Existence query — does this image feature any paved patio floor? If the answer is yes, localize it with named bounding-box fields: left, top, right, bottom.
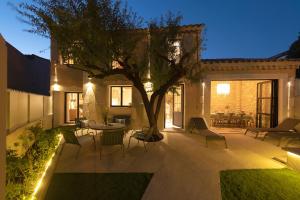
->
left=55, top=129, right=287, bottom=200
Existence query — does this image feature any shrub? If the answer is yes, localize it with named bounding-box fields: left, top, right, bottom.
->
left=5, top=125, right=62, bottom=200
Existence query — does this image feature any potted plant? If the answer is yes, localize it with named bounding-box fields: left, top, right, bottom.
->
left=102, top=107, right=109, bottom=125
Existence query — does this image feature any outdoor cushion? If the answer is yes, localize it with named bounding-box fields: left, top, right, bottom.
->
left=294, top=123, right=300, bottom=133
left=245, top=118, right=300, bottom=138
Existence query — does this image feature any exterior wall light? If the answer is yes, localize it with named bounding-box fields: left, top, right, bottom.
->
left=201, top=81, right=205, bottom=116
left=144, top=81, right=153, bottom=94
left=52, top=83, right=60, bottom=91
left=287, top=81, right=292, bottom=118
left=86, top=77, right=94, bottom=91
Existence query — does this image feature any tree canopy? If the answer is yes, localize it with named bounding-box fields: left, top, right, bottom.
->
left=287, top=34, right=300, bottom=58
left=17, top=0, right=202, bottom=138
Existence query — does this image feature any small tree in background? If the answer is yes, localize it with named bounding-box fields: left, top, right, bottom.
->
left=287, top=33, right=300, bottom=58
left=17, top=0, right=202, bottom=140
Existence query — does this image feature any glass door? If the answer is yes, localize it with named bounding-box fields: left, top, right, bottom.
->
left=256, top=80, right=278, bottom=128
left=173, top=85, right=184, bottom=128
left=65, top=92, right=83, bottom=123
left=164, top=84, right=184, bottom=128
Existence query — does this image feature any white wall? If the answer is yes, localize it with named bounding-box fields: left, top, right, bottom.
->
left=6, top=91, right=54, bottom=155
left=9, top=92, right=29, bottom=130
left=29, top=94, right=44, bottom=122
left=8, top=91, right=52, bottom=131
left=0, top=34, right=7, bottom=200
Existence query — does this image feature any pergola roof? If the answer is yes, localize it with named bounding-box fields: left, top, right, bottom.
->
left=201, top=58, right=300, bottom=71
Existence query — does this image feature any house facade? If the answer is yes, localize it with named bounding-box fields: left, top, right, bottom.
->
left=50, top=24, right=300, bottom=131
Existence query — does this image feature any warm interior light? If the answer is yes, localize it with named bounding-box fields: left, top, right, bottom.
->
left=217, top=83, right=230, bottom=95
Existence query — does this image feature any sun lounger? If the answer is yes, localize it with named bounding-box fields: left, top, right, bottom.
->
left=262, top=123, right=300, bottom=146
left=244, top=118, right=300, bottom=138
left=189, top=117, right=228, bottom=148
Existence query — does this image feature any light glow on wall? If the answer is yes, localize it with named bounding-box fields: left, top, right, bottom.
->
left=217, top=83, right=230, bottom=95
left=201, top=81, right=205, bottom=116
left=287, top=81, right=291, bottom=118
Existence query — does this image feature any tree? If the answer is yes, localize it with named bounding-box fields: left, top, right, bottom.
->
left=18, top=0, right=201, bottom=140
left=287, top=33, right=300, bottom=58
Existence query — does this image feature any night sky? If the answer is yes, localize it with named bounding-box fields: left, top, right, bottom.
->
left=0, top=0, right=299, bottom=59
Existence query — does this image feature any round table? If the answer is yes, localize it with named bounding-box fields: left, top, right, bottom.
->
left=89, top=123, right=125, bottom=132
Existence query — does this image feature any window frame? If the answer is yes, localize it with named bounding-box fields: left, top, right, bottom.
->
left=110, top=85, right=133, bottom=107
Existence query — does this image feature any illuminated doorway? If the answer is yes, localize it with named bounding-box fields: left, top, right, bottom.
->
left=164, top=84, right=184, bottom=128
left=65, top=92, right=83, bottom=123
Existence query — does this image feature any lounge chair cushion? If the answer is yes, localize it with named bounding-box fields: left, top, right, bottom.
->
left=199, top=129, right=225, bottom=139
left=247, top=118, right=300, bottom=133
left=247, top=127, right=290, bottom=133
left=294, top=123, right=300, bottom=133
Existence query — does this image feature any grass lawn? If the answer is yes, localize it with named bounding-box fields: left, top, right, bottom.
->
left=220, top=168, right=300, bottom=200
left=45, top=173, right=153, bottom=200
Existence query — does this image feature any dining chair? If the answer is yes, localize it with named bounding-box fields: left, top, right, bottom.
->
left=99, top=128, right=125, bottom=159
left=60, top=126, right=81, bottom=159
left=88, top=120, right=97, bottom=149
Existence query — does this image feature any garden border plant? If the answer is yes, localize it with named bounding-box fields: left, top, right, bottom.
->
left=5, top=123, right=72, bottom=200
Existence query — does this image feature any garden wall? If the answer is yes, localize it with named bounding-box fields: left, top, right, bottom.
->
left=0, top=34, right=8, bottom=200
left=6, top=90, right=53, bottom=155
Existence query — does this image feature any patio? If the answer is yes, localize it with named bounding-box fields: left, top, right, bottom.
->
left=54, top=129, right=287, bottom=200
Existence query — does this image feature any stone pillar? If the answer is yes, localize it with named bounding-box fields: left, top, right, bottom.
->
left=0, top=34, right=7, bottom=200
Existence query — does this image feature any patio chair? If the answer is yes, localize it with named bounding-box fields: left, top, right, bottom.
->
left=87, top=120, right=97, bottom=149
left=75, top=117, right=88, bottom=136
left=188, top=117, right=228, bottom=148
left=127, top=127, right=153, bottom=152
left=245, top=118, right=300, bottom=138
left=60, top=127, right=81, bottom=159
left=99, top=128, right=125, bottom=159
left=263, top=123, right=300, bottom=146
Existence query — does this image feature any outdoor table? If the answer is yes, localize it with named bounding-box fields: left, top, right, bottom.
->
left=89, top=123, right=125, bottom=133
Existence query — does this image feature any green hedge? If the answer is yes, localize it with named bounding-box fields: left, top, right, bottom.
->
left=5, top=124, right=69, bottom=200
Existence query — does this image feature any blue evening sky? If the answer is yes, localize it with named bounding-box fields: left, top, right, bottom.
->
left=0, top=0, right=299, bottom=59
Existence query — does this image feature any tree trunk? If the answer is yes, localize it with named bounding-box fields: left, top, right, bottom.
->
left=143, top=94, right=164, bottom=141
left=131, top=79, right=163, bottom=142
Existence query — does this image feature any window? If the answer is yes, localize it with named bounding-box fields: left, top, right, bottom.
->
left=168, top=40, right=181, bottom=64
left=110, top=86, right=132, bottom=107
